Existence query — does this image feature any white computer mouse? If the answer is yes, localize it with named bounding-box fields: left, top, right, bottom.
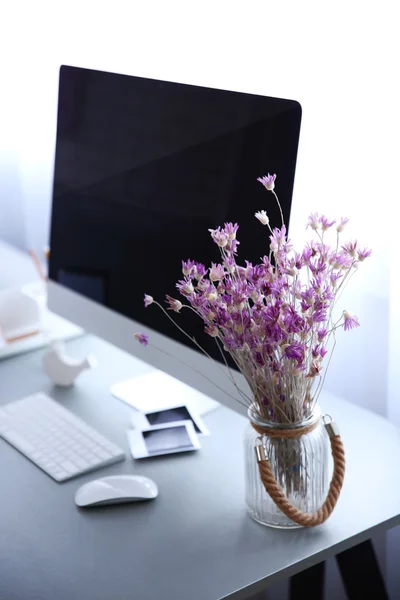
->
left=75, top=474, right=158, bottom=508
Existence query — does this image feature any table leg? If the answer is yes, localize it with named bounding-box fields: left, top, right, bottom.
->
left=289, top=561, right=325, bottom=600
left=335, top=539, right=389, bottom=600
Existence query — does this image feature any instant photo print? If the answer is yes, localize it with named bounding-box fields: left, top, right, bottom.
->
left=127, top=421, right=201, bottom=459
left=131, top=405, right=210, bottom=437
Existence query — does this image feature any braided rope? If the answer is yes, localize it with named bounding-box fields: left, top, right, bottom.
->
left=253, top=419, right=345, bottom=527
left=251, top=419, right=319, bottom=439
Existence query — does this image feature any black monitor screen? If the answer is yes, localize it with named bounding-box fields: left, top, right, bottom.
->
left=49, top=65, right=301, bottom=365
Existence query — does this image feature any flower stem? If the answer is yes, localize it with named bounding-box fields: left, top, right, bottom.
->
left=146, top=342, right=251, bottom=411
left=272, top=190, right=285, bottom=228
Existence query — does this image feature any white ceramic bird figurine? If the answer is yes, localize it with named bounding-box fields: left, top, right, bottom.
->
left=43, top=340, right=97, bottom=387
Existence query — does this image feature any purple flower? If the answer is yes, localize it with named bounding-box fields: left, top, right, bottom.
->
left=208, top=226, right=228, bottom=248
left=314, top=299, right=328, bottom=312
left=133, top=332, right=149, bottom=346
left=294, top=253, right=303, bottom=270
left=223, top=255, right=236, bottom=274
left=182, top=259, right=196, bottom=277
left=332, top=252, right=353, bottom=270
left=254, top=352, right=265, bottom=366
left=301, top=286, right=315, bottom=305
left=307, top=212, right=320, bottom=231
left=261, top=255, right=272, bottom=268
left=336, top=217, right=349, bottom=233
left=300, top=300, right=311, bottom=312
left=215, top=309, right=230, bottom=327
left=312, top=345, right=320, bottom=358
left=320, top=216, right=336, bottom=231
left=302, top=247, right=313, bottom=264
left=312, top=344, right=328, bottom=359
left=232, top=311, right=251, bottom=328
left=223, top=222, right=239, bottom=240
left=270, top=225, right=287, bottom=253
left=317, top=328, right=328, bottom=341
left=203, top=285, right=218, bottom=301
left=222, top=336, right=242, bottom=350
left=270, top=277, right=287, bottom=298
left=194, top=263, right=207, bottom=281
left=197, top=279, right=209, bottom=292
left=191, top=293, right=208, bottom=309
left=311, top=274, right=324, bottom=294
left=322, top=286, right=335, bottom=302
left=253, top=265, right=266, bottom=280
left=176, top=279, right=195, bottom=297
left=257, top=173, right=276, bottom=191
left=357, top=247, right=372, bottom=262
left=330, top=271, right=342, bottom=286
left=165, top=295, right=183, bottom=312
left=312, top=309, right=327, bottom=323
left=284, top=342, right=305, bottom=366
left=342, top=241, right=358, bottom=258
left=244, top=261, right=254, bottom=280
left=229, top=238, right=240, bottom=254
left=209, top=263, right=225, bottom=282
left=309, top=257, right=327, bottom=275
left=144, top=294, right=153, bottom=307
left=343, top=310, right=360, bottom=331
left=263, top=303, right=281, bottom=325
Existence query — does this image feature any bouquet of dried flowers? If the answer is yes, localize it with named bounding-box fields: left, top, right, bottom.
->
left=135, top=173, right=370, bottom=424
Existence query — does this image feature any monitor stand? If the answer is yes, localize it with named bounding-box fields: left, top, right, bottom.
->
left=110, top=369, right=220, bottom=416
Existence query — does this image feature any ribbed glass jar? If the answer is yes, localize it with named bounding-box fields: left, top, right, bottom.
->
left=244, top=405, right=329, bottom=528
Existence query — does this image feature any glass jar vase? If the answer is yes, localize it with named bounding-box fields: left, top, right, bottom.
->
left=244, top=405, right=330, bottom=528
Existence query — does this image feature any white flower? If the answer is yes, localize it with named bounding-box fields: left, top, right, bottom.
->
left=166, top=295, right=183, bottom=312
left=255, top=210, right=269, bottom=225
left=205, top=289, right=218, bottom=301
left=144, top=294, right=154, bottom=307
left=208, top=228, right=228, bottom=247
left=204, top=325, right=219, bottom=337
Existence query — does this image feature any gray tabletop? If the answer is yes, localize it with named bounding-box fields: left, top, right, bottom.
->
left=1, top=335, right=400, bottom=600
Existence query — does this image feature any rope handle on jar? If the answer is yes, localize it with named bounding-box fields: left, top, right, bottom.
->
left=254, top=415, right=345, bottom=527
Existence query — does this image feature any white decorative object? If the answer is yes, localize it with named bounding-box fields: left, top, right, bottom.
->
left=43, top=340, right=96, bottom=387
left=0, top=289, right=40, bottom=342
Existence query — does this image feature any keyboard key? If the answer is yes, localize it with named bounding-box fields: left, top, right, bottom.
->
left=59, top=461, right=80, bottom=475
left=3, top=431, right=35, bottom=454
left=74, top=457, right=90, bottom=470
left=95, top=449, right=112, bottom=460
left=50, top=469, right=68, bottom=480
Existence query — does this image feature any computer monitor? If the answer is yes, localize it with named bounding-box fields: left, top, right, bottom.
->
left=48, top=65, right=301, bottom=415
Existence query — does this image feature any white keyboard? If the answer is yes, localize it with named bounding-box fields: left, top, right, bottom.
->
left=0, top=393, right=125, bottom=482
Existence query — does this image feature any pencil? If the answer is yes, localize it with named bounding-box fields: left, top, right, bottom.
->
left=29, top=249, right=47, bottom=281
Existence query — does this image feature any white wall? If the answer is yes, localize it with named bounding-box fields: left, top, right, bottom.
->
left=1, top=0, right=399, bottom=418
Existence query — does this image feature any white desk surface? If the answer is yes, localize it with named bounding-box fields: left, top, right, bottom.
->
left=0, top=334, right=399, bottom=600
